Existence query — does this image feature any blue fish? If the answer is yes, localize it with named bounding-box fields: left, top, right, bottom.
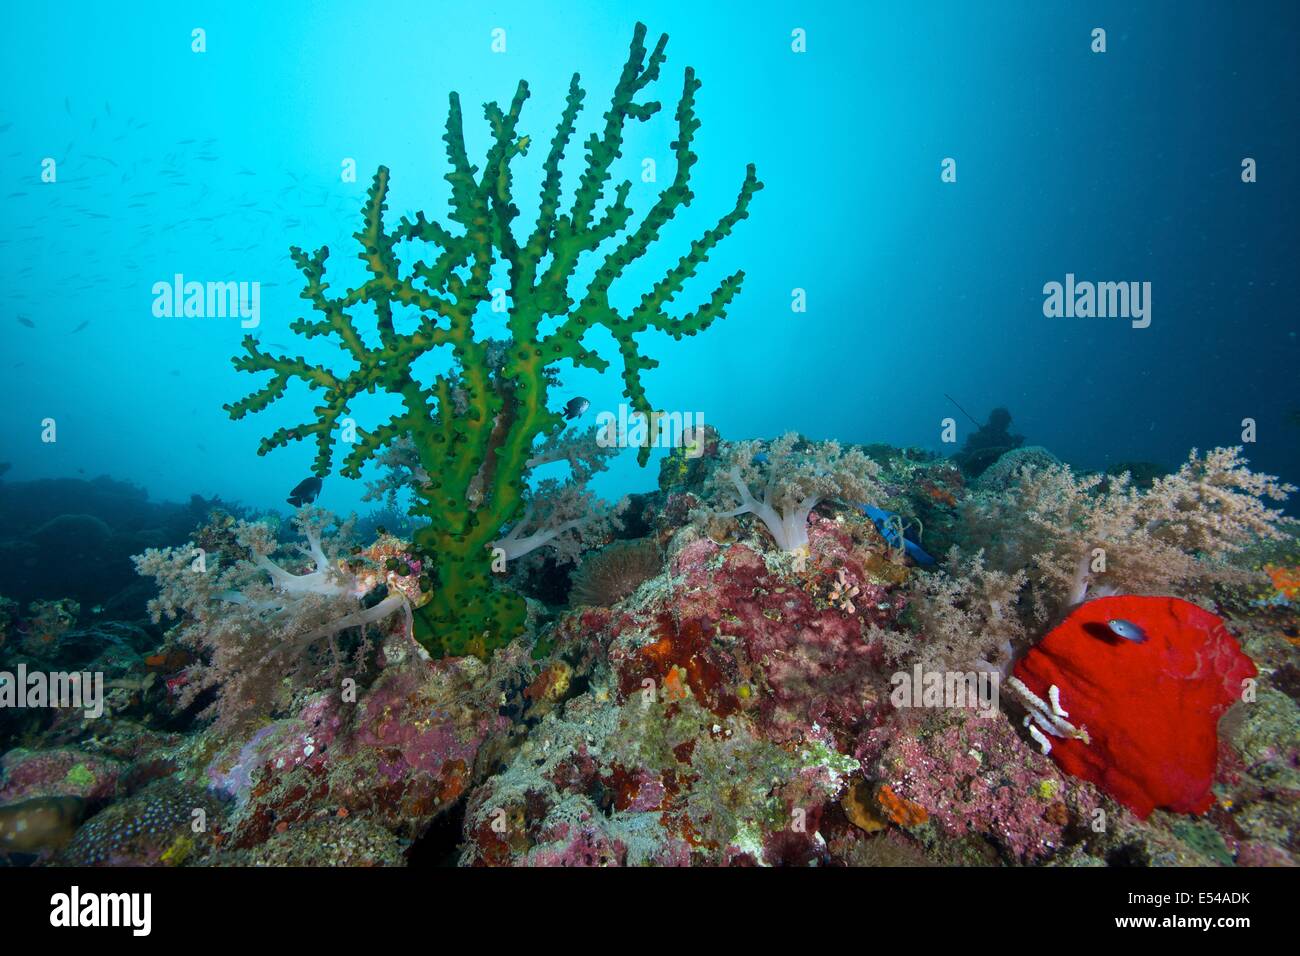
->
left=1106, top=618, right=1147, bottom=643
left=858, top=504, right=935, bottom=565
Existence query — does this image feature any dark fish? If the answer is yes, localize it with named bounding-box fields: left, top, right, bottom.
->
left=562, top=396, right=590, bottom=420
left=71, top=321, right=89, bottom=333
left=17, top=316, right=34, bottom=328
left=1106, top=619, right=1147, bottom=643
left=287, top=476, right=323, bottom=507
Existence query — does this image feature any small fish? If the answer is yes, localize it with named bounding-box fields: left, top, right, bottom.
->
left=17, top=316, right=34, bottom=328
left=71, top=321, right=89, bottom=333
left=287, top=476, right=323, bottom=507
left=1106, top=619, right=1147, bottom=643
left=562, top=396, right=590, bottom=420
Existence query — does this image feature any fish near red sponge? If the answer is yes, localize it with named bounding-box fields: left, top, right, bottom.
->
left=1010, top=595, right=1255, bottom=819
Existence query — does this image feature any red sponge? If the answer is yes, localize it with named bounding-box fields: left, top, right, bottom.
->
left=1011, top=595, right=1255, bottom=819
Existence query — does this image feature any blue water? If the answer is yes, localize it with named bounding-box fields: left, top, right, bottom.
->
left=3, top=0, right=1297, bottom=517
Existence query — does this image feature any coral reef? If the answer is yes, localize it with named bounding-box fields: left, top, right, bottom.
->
left=206, top=649, right=506, bottom=850
left=4, top=429, right=1298, bottom=869
left=0, top=747, right=122, bottom=803
left=857, top=707, right=1100, bottom=863
left=211, top=817, right=405, bottom=867
left=224, top=24, right=761, bottom=658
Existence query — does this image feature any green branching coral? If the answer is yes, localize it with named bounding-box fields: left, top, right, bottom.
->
left=226, top=24, right=761, bottom=659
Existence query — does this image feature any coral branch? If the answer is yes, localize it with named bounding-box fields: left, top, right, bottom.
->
left=226, top=24, right=758, bottom=658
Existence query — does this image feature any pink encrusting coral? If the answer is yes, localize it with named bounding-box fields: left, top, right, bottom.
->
left=214, top=651, right=509, bottom=849
left=662, top=531, right=893, bottom=740
left=858, top=707, right=1099, bottom=863
left=0, top=748, right=122, bottom=803
left=457, top=498, right=908, bottom=866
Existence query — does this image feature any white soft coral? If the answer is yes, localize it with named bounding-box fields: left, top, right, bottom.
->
left=228, top=509, right=412, bottom=642
left=717, top=465, right=821, bottom=554
left=707, top=433, right=882, bottom=555
left=133, top=508, right=414, bottom=728
left=222, top=514, right=350, bottom=604
left=490, top=478, right=625, bottom=565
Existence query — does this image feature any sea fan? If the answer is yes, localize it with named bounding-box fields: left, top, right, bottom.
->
left=570, top=539, right=663, bottom=607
